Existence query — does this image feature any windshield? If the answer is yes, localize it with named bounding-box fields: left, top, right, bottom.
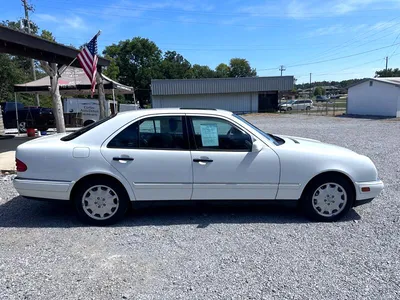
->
left=61, top=114, right=116, bottom=141
left=232, top=114, right=284, bottom=146
left=286, top=100, right=295, bottom=104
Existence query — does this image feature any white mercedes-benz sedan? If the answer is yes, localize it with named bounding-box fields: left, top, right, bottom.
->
left=14, top=108, right=384, bottom=225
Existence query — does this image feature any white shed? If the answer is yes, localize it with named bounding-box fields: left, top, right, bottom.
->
left=348, top=78, right=400, bottom=117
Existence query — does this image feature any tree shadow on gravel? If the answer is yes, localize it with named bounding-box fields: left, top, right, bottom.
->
left=0, top=196, right=361, bottom=228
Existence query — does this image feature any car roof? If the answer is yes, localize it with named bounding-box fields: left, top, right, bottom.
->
left=117, top=107, right=233, bottom=117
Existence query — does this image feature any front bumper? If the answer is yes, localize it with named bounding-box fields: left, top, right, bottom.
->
left=13, top=177, right=73, bottom=200
left=354, top=180, right=384, bottom=202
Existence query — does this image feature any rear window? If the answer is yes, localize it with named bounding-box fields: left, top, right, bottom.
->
left=61, top=114, right=116, bottom=141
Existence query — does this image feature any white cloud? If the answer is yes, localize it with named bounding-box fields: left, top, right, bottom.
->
left=238, top=0, right=400, bottom=19
left=119, top=0, right=214, bottom=13
left=305, top=20, right=400, bottom=38
left=36, top=14, right=58, bottom=23
left=64, top=16, right=86, bottom=30
left=34, top=14, right=89, bottom=32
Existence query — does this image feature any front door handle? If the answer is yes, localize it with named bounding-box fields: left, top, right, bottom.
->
left=113, top=157, right=134, bottom=161
left=193, top=158, right=213, bottom=163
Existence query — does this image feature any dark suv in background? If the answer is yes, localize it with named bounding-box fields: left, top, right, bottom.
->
left=1, top=102, right=55, bottom=132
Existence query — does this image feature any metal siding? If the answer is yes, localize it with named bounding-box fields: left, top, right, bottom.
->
left=348, top=80, right=398, bottom=116
left=151, top=76, right=293, bottom=96
left=251, top=92, right=258, bottom=112
left=152, top=93, right=255, bottom=113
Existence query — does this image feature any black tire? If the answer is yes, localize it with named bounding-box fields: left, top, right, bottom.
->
left=301, top=175, right=355, bottom=222
left=306, top=106, right=311, bottom=111
left=18, top=121, right=27, bottom=133
left=73, top=178, right=130, bottom=226
left=287, top=107, right=292, bottom=111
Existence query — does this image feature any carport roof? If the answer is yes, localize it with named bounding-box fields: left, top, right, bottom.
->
left=14, top=66, right=134, bottom=95
left=0, top=25, right=109, bottom=67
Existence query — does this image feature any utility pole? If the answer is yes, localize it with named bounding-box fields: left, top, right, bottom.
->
left=22, top=0, right=40, bottom=107
left=309, top=73, right=312, bottom=99
left=279, top=65, right=286, bottom=76
left=385, top=56, right=388, bottom=71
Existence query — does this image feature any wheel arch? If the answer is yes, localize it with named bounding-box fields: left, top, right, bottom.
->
left=70, top=173, right=135, bottom=202
left=300, top=170, right=356, bottom=203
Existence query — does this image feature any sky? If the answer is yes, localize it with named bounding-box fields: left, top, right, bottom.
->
left=3, top=0, right=400, bottom=83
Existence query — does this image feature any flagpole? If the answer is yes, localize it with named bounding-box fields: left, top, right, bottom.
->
left=59, top=30, right=102, bottom=77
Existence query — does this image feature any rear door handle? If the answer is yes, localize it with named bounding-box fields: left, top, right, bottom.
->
left=113, top=157, right=134, bottom=161
left=193, top=158, right=213, bottom=163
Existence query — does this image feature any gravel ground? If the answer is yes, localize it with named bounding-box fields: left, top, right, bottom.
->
left=0, top=114, right=399, bottom=300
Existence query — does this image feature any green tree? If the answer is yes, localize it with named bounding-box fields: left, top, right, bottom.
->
left=229, top=58, right=257, bottom=77
left=187, top=64, right=215, bottom=78
left=161, top=51, right=191, bottom=79
left=375, top=68, right=400, bottom=77
left=215, top=63, right=230, bottom=78
left=103, top=37, right=163, bottom=105
left=41, top=30, right=56, bottom=42
left=103, top=55, right=120, bottom=80
left=0, top=54, right=29, bottom=101
left=313, top=86, right=326, bottom=96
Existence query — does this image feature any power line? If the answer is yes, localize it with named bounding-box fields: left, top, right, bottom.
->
left=259, top=42, right=400, bottom=70
left=285, top=17, right=400, bottom=66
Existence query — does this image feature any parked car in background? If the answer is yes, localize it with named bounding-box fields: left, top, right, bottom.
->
left=1, top=102, right=54, bottom=132
left=14, top=108, right=383, bottom=225
left=315, top=95, right=330, bottom=103
left=279, top=99, right=313, bottom=111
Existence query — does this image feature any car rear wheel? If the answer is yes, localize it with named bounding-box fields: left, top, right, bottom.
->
left=73, top=179, right=129, bottom=225
left=301, top=175, right=354, bottom=222
left=306, top=106, right=311, bottom=111
left=18, top=121, right=27, bottom=133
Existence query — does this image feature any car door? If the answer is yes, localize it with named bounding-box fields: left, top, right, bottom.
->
left=100, top=114, right=193, bottom=201
left=187, top=115, right=280, bottom=200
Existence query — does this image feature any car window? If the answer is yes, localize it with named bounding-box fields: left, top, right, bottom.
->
left=108, top=116, right=187, bottom=150
left=297, top=100, right=304, bottom=104
left=189, top=116, right=252, bottom=151
left=61, top=114, right=116, bottom=141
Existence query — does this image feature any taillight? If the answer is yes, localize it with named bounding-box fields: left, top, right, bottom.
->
left=16, top=159, right=27, bottom=172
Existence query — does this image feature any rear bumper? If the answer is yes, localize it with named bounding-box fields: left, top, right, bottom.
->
left=13, top=177, right=73, bottom=200
left=354, top=180, right=384, bottom=202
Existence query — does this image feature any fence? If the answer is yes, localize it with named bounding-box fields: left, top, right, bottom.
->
left=279, top=98, right=347, bottom=116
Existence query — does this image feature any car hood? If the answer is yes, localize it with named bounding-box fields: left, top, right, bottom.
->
left=276, top=134, right=358, bottom=156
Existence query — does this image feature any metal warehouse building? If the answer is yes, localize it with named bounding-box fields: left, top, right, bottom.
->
left=151, top=76, right=294, bottom=113
left=348, top=77, right=400, bottom=117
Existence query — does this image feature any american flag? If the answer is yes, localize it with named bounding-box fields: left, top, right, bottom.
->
left=77, top=34, right=99, bottom=97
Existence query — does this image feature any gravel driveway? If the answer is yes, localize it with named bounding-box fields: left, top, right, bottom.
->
left=0, top=114, right=399, bottom=300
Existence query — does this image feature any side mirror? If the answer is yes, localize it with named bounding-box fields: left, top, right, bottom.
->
left=251, top=138, right=263, bottom=152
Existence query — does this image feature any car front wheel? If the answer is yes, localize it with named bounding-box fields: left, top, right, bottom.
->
left=301, top=175, right=354, bottom=222
left=287, top=107, right=292, bottom=111
left=73, top=178, right=129, bottom=225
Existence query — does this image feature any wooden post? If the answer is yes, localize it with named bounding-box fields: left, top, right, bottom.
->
left=96, top=72, right=107, bottom=119
left=0, top=107, right=4, bottom=135
left=49, top=63, right=66, bottom=133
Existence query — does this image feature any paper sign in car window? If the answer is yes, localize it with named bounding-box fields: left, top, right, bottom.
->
left=200, top=124, right=219, bottom=147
